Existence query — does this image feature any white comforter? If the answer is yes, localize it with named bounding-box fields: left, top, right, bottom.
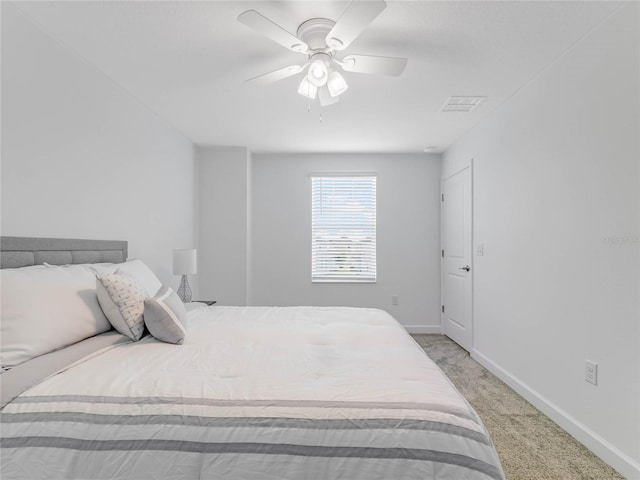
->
left=1, top=306, right=504, bottom=479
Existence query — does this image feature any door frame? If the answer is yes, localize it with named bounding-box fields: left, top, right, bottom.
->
left=440, top=158, right=474, bottom=349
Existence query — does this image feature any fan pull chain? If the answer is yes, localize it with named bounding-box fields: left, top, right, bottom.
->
left=319, top=112, right=323, bottom=123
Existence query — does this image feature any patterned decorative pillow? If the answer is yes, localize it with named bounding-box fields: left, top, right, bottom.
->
left=96, top=272, right=146, bottom=341
left=144, top=285, right=188, bottom=345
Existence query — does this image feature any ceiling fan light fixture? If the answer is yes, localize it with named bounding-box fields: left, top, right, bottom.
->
left=327, top=70, right=348, bottom=97
left=308, top=57, right=329, bottom=87
left=297, top=76, right=318, bottom=99
left=239, top=4, right=408, bottom=107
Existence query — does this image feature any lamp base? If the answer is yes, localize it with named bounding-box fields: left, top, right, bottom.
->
left=177, top=275, right=192, bottom=303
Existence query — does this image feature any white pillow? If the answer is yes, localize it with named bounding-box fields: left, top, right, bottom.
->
left=96, top=272, right=146, bottom=341
left=111, top=260, right=162, bottom=298
left=0, top=264, right=112, bottom=368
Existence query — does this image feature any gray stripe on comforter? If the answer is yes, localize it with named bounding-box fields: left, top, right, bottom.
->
left=1, top=437, right=503, bottom=480
left=12, top=395, right=478, bottom=422
left=0, top=332, right=130, bottom=409
left=1, top=412, right=490, bottom=445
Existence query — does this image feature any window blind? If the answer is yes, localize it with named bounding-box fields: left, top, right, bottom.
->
left=311, top=176, right=377, bottom=282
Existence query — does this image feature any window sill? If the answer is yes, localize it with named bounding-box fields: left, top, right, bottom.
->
left=312, top=279, right=376, bottom=284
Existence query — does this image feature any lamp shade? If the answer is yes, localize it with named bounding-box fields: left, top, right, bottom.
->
left=327, top=70, right=348, bottom=97
left=173, top=249, right=197, bottom=275
left=308, top=58, right=328, bottom=87
left=297, top=76, right=317, bottom=99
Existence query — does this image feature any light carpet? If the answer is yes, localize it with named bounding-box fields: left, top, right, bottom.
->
left=412, top=334, right=624, bottom=480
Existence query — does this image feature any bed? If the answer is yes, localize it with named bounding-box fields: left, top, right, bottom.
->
left=0, top=237, right=505, bottom=480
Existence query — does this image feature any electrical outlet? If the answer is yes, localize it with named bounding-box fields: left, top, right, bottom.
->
left=585, top=360, right=598, bottom=385
left=391, top=295, right=399, bottom=306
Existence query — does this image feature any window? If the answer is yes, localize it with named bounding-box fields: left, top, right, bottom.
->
left=311, top=175, right=377, bottom=282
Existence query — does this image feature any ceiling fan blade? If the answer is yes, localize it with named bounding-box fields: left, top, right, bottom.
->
left=340, top=54, right=407, bottom=76
left=318, top=85, right=340, bottom=107
left=325, top=0, right=386, bottom=51
left=238, top=10, right=308, bottom=53
left=246, top=64, right=307, bottom=84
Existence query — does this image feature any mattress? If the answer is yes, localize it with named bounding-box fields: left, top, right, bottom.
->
left=1, top=306, right=505, bottom=479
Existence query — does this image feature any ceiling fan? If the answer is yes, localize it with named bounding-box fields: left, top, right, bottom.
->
left=238, top=0, right=407, bottom=106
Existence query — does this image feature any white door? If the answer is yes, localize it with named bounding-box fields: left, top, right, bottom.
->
left=441, top=166, right=472, bottom=351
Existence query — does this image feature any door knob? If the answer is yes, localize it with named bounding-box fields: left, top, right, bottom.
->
left=458, top=265, right=470, bottom=272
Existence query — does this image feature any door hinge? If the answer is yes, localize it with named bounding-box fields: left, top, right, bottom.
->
left=442, top=305, right=445, bottom=313
left=441, top=249, right=444, bottom=257
left=441, top=194, right=444, bottom=202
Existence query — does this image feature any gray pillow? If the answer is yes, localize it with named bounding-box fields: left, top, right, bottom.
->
left=144, top=285, right=188, bottom=345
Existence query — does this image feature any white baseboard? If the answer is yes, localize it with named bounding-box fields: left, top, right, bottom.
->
left=404, top=325, right=441, bottom=334
left=471, top=349, right=640, bottom=480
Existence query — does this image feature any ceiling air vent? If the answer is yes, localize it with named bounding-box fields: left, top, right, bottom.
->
left=442, top=96, right=486, bottom=112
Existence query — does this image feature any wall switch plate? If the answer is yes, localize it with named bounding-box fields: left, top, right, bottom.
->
left=391, top=295, right=399, bottom=306
left=585, top=360, right=598, bottom=385
left=475, top=243, right=484, bottom=256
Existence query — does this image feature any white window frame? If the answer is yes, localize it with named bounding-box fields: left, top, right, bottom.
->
left=311, top=174, right=377, bottom=283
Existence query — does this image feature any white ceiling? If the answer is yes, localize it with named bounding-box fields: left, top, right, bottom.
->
left=13, top=1, right=620, bottom=153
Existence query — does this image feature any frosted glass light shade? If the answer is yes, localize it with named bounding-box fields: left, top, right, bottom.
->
left=327, top=71, right=348, bottom=97
left=173, top=249, right=197, bottom=275
left=308, top=58, right=328, bottom=87
left=298, top=76, right=317, bottom=99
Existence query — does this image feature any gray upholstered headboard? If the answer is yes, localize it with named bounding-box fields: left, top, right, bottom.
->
left=0, top=237, right=128, bottom=269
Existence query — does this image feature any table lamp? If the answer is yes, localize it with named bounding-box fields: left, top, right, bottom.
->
left=173, top=248, right=197, bottom=303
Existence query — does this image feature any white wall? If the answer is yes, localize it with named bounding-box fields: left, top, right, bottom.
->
left=197, top=146, right=250, bottom=305
left=1, top=3, right=196, bottom=286
left=443, top=4, right=639, bottom=477
left=250, top=153, right=441, bottom=331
